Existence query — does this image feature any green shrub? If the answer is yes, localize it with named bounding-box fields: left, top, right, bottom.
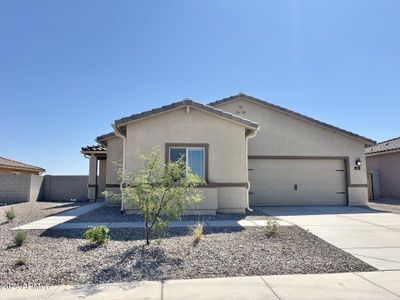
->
left=5, top=207, right=16, bottom=222
left=264, top=220, right=279, bottom=237
left=14, top=230, right=27, bottom=246
left=102, top=147, right=203, bottom=245
left=84, top=225, right=110, bottom=245
left=15, top=257, right=26, bottom=266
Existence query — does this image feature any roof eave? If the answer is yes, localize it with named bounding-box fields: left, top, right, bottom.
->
left=0, top=164, right=45, bottom=173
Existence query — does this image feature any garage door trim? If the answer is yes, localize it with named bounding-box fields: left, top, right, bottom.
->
left=248, top=155, right=350, bottom=206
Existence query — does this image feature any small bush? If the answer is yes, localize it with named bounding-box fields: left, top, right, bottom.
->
left=192, top=223, right=203, bottom=246
left=84, top=225, right=109, bottom=245
left=281, top=245, right=290, bottom=255
left=264, top=220, right=279, bottom=237
left=5, top=207, right=16, bottom=222
left=14, top=231, right=27, bottom=247
left=15, top=257, right=26, bottom=266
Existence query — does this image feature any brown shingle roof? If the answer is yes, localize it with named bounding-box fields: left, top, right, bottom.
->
left=81, top=145, right=107, bottom=152
left=209, top=93, right=376, bottom=146
left=365, top=137, right=400, bottom=155
left=0, top=157, right=45, bottom=173
left=114, top=99, right=259, bottom=130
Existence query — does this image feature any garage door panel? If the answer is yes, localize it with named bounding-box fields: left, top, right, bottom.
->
left=249, top=159, right=347, bottom=206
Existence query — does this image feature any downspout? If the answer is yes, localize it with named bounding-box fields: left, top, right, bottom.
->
left=245, top=128, right=258, bottom=212
left=112, top=123, right=127, bottom=213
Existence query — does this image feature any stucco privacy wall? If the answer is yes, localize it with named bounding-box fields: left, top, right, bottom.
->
left=41, top=175, right=88, bottom=201
left=0, top=175, right=88, bottom=204
left=367, top=152, right=400, bottom=198
left=124, top=106, right=248, bottom=213
left=0, top=174, right=34, bottom=204
left=30, top=175, right=44, bottom=202
left=214, top=97, right=369, bottom=205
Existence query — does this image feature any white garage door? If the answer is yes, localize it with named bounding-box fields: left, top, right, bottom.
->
left=249, top=159, right=347, bottom=206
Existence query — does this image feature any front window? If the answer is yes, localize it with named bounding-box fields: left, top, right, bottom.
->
left=169, top=147, right=205, bottom=179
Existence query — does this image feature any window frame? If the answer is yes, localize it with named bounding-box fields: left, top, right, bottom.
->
left=165, top=143, right=209, bottom=182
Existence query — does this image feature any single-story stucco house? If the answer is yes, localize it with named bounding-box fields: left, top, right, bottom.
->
left=81, top=93, right=375, bottom=214
left=0, top=156, right=45, bottom=175
left=366, top=137, right=400, bottom=199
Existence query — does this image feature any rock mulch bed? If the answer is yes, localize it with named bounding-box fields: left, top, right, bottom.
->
left=0, top=201, right=85, bottom=282
left=69, top=205, right=274, bottom=223
left=0, top=225, right=375, bottom=286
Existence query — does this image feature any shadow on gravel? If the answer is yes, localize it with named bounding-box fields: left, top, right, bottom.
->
left=89, top=245, right=183, bottom=282
left=5, top=244, right=19, bottom=250
left=40, top=226, right=246, bottom=241
left=40, top=201, right=86, bottom=210
left=78, top=243, right=103, bottom=252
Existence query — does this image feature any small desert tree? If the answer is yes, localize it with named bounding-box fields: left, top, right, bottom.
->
left=104, top=147, right=203, bottom=245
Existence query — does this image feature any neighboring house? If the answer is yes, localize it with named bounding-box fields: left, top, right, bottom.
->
left=366, top=137, right=400, bottom=199
left=0, top=156, right=45, bottom=175
left=81, top=93, right=375, bottom=213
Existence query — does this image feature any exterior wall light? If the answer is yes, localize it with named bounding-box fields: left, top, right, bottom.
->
left=355, top=158, right=362, bottom=166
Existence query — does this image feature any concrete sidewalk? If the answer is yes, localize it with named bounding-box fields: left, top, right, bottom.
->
left=12, top=202, right=290, bottom=230
left=13, top=218, right=290, bottom=230
left=257, top=206, right=400, bottom=271
left=2, top=271, right=400, bottom=300
left=12, top=201, right=105, bottom=231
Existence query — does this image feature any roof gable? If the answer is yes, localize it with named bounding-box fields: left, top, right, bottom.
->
left=114, top=99, right=258, bottom=131
left=209, top=93, right=375, bottom=146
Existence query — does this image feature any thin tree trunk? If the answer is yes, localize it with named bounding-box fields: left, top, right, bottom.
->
left=145, top=219, right=150, bottom=245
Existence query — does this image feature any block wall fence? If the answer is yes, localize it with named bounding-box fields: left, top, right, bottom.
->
left=0, top=174, right=88, bottom=204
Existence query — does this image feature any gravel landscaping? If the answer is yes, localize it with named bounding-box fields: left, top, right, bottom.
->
left=368, top=198, right=400, bottom=214
left=0, top=223, right=375, bottom=286
left=68, top=205, right=274, bottom=223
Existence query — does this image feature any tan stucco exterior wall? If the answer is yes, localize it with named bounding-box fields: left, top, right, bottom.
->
left=124, top=106, right=249, bottom=213
left=0, top=167, right=41, bottom=175
left=105, top=137, right=123, bottom=186
left=367, top=152, right=400, bottom=198
left=104, top=137, right=123, bottom=204
left=214, top=98, right=369, bottom=206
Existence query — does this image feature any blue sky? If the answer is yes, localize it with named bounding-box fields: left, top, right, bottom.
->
left=0, top=0, right=399, bottom=175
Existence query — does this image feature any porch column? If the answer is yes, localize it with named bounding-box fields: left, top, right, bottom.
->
left=88, top=154, right=98, bottom=201
left=98, top=158, right=107, bottom=197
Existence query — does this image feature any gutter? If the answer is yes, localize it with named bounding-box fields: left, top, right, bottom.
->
left=245, top=128, right=258, bottom=212
left=112, top=123, right=127, bottom=213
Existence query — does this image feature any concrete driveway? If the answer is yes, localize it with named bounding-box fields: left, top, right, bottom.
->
left=256, top=206, right=400, bottom=271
